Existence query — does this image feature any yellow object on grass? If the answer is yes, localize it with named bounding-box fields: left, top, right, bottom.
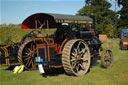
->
left=18, top=65, right=24, bottom=73
left=13, top=65, right=24, bottom=74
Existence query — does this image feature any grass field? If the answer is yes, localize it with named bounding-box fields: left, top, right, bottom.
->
left=0, top=26, right=128, bottom=85
left=0, top=25, right=56, bottom=44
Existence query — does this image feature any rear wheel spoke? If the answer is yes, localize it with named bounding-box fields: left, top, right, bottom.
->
left=31, top=43, right=33, bottom=50
left=77, top=41, right=81, bottom=50
left=71, top=56, right=76, bottom=62
left=72, top=62, right=77, bottom=69
left=25, top=48, right=30, bottom=53
left=28, top=48, right=32, bottom=52
left=75, top=64, right=79, bottom=72
left=79, top=63, right=85, bottom=70
left=72, top=52, right=77, bottom=57
left=25, top=52, right=29, bottom=55
left=24, top=57, right=31, bottom=61
left=23, top=56, right=28, bottom=58
left=26, top=59, right=30, bottom=66
left=28, top=59, right=33, bottom=67
left=33, top=45, right=36, bottom=51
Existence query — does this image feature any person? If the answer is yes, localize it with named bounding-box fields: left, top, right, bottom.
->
left=55, top=25, right=70, bottom=45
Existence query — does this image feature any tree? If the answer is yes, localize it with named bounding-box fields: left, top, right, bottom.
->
left=105, top=24, right=114, bottom=37
left=117, top=0, right=128, bottom=29
left=78, top=0, right=117, bottom=37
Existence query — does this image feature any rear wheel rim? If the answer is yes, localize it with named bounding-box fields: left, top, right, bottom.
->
left=70, top=41, right=90, bottom=74
left=62, top=39, right=90, bottom=76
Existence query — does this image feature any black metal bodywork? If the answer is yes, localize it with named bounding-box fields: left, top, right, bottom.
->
left=33, top=28, right=101, bottom=68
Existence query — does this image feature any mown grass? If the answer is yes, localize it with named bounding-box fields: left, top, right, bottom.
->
left=0, top=26, right=128, bottom=85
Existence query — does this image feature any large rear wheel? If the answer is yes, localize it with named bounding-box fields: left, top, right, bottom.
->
left=18, top=40, right=37, bottom=70
left=62, top=39, right=91, bottom=76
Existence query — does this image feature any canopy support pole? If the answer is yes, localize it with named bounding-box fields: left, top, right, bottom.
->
left=47, top=20, right=50, bottom=37
left=35, top=20, right=38, bottom=33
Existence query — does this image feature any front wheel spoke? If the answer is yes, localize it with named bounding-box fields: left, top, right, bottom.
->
left=104, top=56, right=109, bottom=61
left=104, top=59, right=109, bottom=62
left=104, top=58, right=111, bottom=65
left=105, top=53, right=109, bottom=57
left=109, top=57, right=112, bottom=62
left=105, top=61, right=110, bottom=66
left=107, top=55, right=110, bottom=60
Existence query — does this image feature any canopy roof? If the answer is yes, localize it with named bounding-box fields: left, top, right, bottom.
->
left=22, top=13, right=93, bottom=29
left=49, top=13, right=93, bottom=23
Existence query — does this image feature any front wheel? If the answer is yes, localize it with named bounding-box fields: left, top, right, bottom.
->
left=62, top=39, right=91, bottom=76
left=101, top=50, right=113, bottom=68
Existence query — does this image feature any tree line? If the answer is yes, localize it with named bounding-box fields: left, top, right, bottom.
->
left=77, top=0, right=128, bottom=38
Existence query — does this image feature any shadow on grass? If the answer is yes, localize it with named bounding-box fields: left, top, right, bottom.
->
left=90, top=56, right=101, bottom=68
left=5, top=65, right=16, bottom=70
left=3, top=55, right=108, bottom=78
left=41, top=68, right=65, bottom=77
left=2, top=65, right=64, bottom=78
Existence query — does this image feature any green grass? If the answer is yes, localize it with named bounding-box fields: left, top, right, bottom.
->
left=0, top=25, right=32, bottom=44
left=0, top=25, right=56, bottom=44
left=0, top=26, right=128, bottom=85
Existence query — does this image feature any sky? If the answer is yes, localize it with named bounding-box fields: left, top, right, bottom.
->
left=0, top=0, right=121, bottom=25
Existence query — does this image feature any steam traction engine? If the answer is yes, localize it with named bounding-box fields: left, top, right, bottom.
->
left=0, top=13, right=113, bottom=76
